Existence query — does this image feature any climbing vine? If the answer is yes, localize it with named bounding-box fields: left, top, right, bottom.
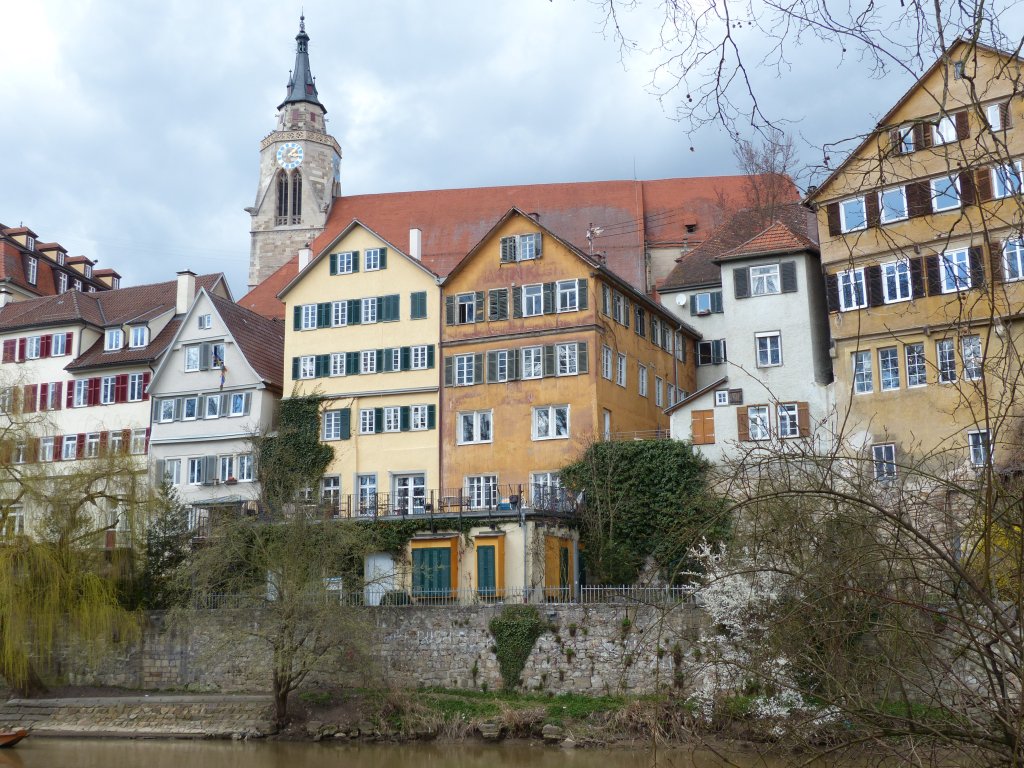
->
left=256, top=393, right=334, bottom=513
left=489, top=605, right=547, bottom=691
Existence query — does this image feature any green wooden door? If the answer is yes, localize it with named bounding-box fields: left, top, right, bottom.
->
left=477, top=545, right=496, bottom=597
left=413, top=547, right=451, bottom=599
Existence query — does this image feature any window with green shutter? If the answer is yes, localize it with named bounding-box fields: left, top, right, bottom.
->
left=410, top=291, right=428, bottom=320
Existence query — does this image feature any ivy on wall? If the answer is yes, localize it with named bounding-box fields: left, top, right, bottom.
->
left=489, top=605, right=547, bottom=691
left=256, top=393, right=334, bottom=514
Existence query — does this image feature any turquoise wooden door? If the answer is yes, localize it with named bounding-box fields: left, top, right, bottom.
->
left=413, top=547, right=451, bottom=599
left=477, top=545, right=496, bottom=597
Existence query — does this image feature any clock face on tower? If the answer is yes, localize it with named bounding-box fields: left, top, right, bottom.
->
left=276, top=142, right=304, bottom=170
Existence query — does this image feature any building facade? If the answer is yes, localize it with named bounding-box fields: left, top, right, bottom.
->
left=0, top=223, right=120, bottom=302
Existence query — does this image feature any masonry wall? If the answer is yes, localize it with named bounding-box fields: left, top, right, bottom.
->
left=55, top=604, right=704, bottom=696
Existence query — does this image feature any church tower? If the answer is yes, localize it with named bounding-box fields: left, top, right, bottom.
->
left=247, top=16, right=341, bottom=288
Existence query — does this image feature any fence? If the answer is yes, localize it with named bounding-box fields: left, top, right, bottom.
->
left=193, top=584, right=698, bottom=610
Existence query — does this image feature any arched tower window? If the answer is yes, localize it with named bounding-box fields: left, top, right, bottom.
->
left=290, top=171, right=302, bottom=221
left=275, top=170, right=289, bottom=225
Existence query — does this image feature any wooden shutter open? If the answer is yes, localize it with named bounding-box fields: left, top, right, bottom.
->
left=736, top=407, right=750, bottom=442
left=733, top=267, right=750, bottom=299
left=865, top=192, right=881, bottom=228
left=826, top=203, right=842, bottom=237
left=975, top=167, right=993, bottom=202
left=909, top=257, right=925, bottom=297
left=925, top=255, right=942, bottom=295
left=955, top=110, right=970, bottom=140
left=797, top=402, right=811, bottom=437
left=969, top=246, right=986, bottom=287
left=990, top=241, right=1005, bottom=283
left=866, top=264, right=884, bottom=307
left=824, top=272, right=840, bottom=312
left=780, top=261, right=798, bottom=293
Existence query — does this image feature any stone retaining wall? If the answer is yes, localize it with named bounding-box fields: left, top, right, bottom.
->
left=0, top=695, right=272, bottom=737
left=51, top=602, right=704, bottom=696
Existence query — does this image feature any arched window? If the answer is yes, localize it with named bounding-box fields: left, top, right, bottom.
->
left=290, top=171, right=302, bottom=222
left=275, top=170, right=289, bottom=225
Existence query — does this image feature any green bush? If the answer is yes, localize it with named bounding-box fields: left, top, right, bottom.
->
left=489, top=605, right=547, bottom=691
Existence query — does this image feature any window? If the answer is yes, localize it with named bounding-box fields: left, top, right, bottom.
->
left=237, top=454, right=254, bottom=482
left=185, top=346, right=200, bottom=371
left=163, top=458, right=181, bottom=485
left=410, top=291, right=428, bottom=320
left=755, top=332, right=782, bottom=367
left=839, top=197, right=867, bottom=233
left=838, top=269, right=867, bottom=310
left=188, top=458, right=204, bottom=485
left=1005, top=239, right=1024, bottom=281
left=333, top=251, right=355, bottom=274
left=937, top=339, right=957, bottom=383
left=715, top=390, right=729, bottom=407
left=410, top=405, right=430, bottom=431
left=51, top=333, right=67, bottom=356
left=104, top=328, right=123, bottom=351
left=987, top=101, right=1009, bottom=131
left=39, top=437, right=54, bottom=462
left=205, top=395, right=220, bottom=419
left=183, top=396, right=198, bottom=420
left=298, top=355, right=315, bottom=379
left=57, top=273, right=68, bottom=293
left=940, top=248, right=971, bottom=293
left=456, top=293, right=476, bottom=324
left=601, top=346, right=612, bottom=379
left=852, top=350, right=873, bottom=394
left=522, top=284, right=543, bottom=317
left=62, top=435, right=77, bottom=460
left=83, top=433, right=99, bottom=458
left=638, top=364, right=648, bottom=397
left=878, top=187, right=908, bottom=223
left=489, top=349, right=511, bottom=382
left=616, top=353, right=627, bottom=387
left=906, top=343, right=927, bottom=387
left=360, top=350, right=377, bottom=374
left=655, top=377, right=663, bottom=407
left=612, top=293, right=624, bottom=324
left=969, top=430, right=991, bottom=467
left=73, top=279, right=81, bottom=291
left=930, top=175, right=961, bottom=212
left=159, top=399, right=176, bottom=423
left=894, top=124, right=915, bottom=154
left=383, top=406, right=401, bottom=433
left=364, top=248, right=384, bottom=271
left=500, top=233, right=541, bottom=262
left=198, top=313, right=212, bottom=330
left=992, top=162, right=1023, bottom=199
left=777, top=403, right=799, bottom=438
left=933, top=115, right=958, bottom=145
left=454, top=353, right=475, bottom=385
left=748, top=405, right=770, bottom=440
left=322, top=410, right=347, bottom=440
left=466, top=475, right=498, bottom=509
left=300, top=304, right=316, bottom=330
left=882, top=260, right=912, bottom=303
left=411, top=345, right=429, bottom=370
left=692, top=292, right=714, bottom=314
left=696, top=340, right=726, bottom=366
left=24, top=336, right=40, bottom=359
left=533, top=405, right=569, bottom=440
left=219, top=455, right=235, bottom=483
left=458, top=411, right=492, bottom=444
left=330, top=301, right=348, bottom=328
left=962, top=335, right=982, bottom=380
left=321, top=476, right=341, bottom=508
left=359, top=409, right=376, bottom=435
left=361, top=297, right=377, bottom=324
left=521, top=347, right=542, bottom=379
left=879, top=347, right=900, bottom=391
left=73, top=379, right=88, bottom=407
left=634, top=306, right=646, bottom=335
left=230, top=392, right=247, bottom=416
left=750, top=264, right=781, bottom=295
left=556, top=343, right=578, bottom=376
left=873, top=444, right=897, bottom=479
left=108, top=431, right=123, bottom=455
left=211, top=343, right=225, bottom=368
left=129, top=326, right=148, bottom=348
left=26, top=257, right=37, bottom=285
left=556, top=280, right=578, bottom=312
left=330, top=352, right=346, bottom=376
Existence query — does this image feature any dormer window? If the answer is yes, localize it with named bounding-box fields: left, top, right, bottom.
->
left=104, top=328, right=124, bottom=351
left=25, top=257, right=37, bottom=285
left=25, top=236, right=34, bottom=251
left=499, top=233, right=542, bottom=263
left=111, top=277, right=120, bottom=289
left=56, top=273, right=68, bottom=294
left=129, top=326, right=149, bottom=348
left=73, top=279, right=82, bottom=291
left=84, top=265, right=93, bottom=278
left=56, top=252, right=65, bottom=266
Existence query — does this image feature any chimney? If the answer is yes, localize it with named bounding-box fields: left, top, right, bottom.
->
left=176, top=270, right=196, bottom=315
left=409, top=228, right=422, bottom=261
left=298, top=244, right=313, bottom=271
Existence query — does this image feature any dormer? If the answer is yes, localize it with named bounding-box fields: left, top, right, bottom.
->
left=128, top=324, right=150, bottom=349
left=3, top=227, right=39, bottom=251
left=93, top=269, right=121, bottom=290
left=36, top=242, right=67, bottom=266
left=66, top=255, right=95, bottom=278
left=103, top=326, right=125, bottom=352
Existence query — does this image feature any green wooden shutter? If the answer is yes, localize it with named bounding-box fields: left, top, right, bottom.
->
left=444, top=357, right=454, bottom=386
left=400, top=406, right=411, bottom=431
left=346, top=352, right=359, bottom=375
left=543, top=345, right=556, bottom=377
left=473, top=353, right=484, bottom=384
left=427, top=404, right=436, bottom=429
left=293, top=305, right=302, bottom=331
left=477, top=545, right=496, bottom=596
left=351, top=251, right=360, bottom=272
left=348, top=300, right=361, bottom=325
left=474, top=291, right=485, bottom=322
left=379, top=248, right=388, bottom=269
left=316, top=354, right=329, bottom=377
left=577, top=342, right=588, bottom=374
left=509, top=349, right=519, bottom=380
left=577, top=279, right=588, bottom=310
left=486, top=350, right=497, bottom=383
left=413, top=550, right=427, bottom=596
left=711, top=291, right=723, bottom=313
left=411, top=291, right=427, bottom=319
left=400, top=346, right=411, bottom=371
left=340, top=408, right=351, bottom=440
left=500, top=236, right=516, bottom=263
left=427, top=345, right=435, bottom=368
left=382, top=349, right=394, bottom=372
left=542, top=283, right=555, bottom=314
left=373, top=407, right=384, bottom=433
left=375, top=349, right=384, bottom=371
left=291, top=357, right=299, bottom=380
left=329, top=253, right=337, bottom=275
left=512, top=287, right=522, bottom=318
left=388, top=294, right=400, bottom=321
left=316, top=302, right=331, bottom=328
left=445, top=296, right=455, bottom=325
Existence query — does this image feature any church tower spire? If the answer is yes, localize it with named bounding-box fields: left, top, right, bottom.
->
left=247, top=15, right=342, bottom=289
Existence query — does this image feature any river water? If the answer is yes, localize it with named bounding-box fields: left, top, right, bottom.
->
left=0, top=738, right=804, bottom=768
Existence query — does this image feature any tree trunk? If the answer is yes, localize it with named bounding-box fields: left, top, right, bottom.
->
left=0, top=655, right=49, bottom=698
left=272, top=673, right=290, bottom=729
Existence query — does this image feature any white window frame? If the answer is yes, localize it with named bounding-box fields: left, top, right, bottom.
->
left=962, top=335, right=983, bottom=381
left=73, top=379, right=89, bottom=407
left=198, top=313, right=212, bottom=330
left=522, top=284, right=543, bottom=317
left=39, top=437, right=54, bottom=462
left=298, top=355, right=316, bottom=379
left=937, top=339, right=957, bottom=383
left=383, top=406, right=401, bottom=433
left=237, top=454, right=254, bottom=482
left=750, top=264, right=781, bottom=295
left=533, top=404, right=570, bottom=440
left=457, top=410, right=492, bottom=445
left=187, top=458, right=204, bottom=485
left=185, top=346, right=200, bottom=372
left=360, top=350, right=377, bottom=374
left=638, top=364, right=648, bottom=397
left=465, top=475, right=498, bottom=509
left=104, top=328, right=123, bottom=351
left=334, top=251, right=355, bottom=274
left=322, top=410, right=343, bottom=441
left=556, top=280, right=578, bottom=312
left=364, top=248, right=383, bottom=271
left=992, top=161, right=1024, bottom=199
left=51, top=333, right=67, bottom=356
left=183, top=396, right=199, bottom=420
left=300, top=304, right=317, bottom=330
left=331, top=301, right=348, bottom=327
left=655, top=377, right=664, bottom=407
left=930, top=175, right=961, bottom=213
left=882, top=260, right=912, bottom=303
left=205, top=395, right=221, bottom=419
left=361, top=297, right=377, bottom=324
left=1004, top=239, right=1024, bottom=282
left=164, top=458, right=181, bottom=485
left=556, top=343, right=578, bottom=376
left=755, top=332, right=782, bottom=368
left=454, top=354, right=475, bottom=386
left=839, top=197, right=867, bottom=233
left=129, top=326, right=148, bottom=348
left=905, top=343, right=927, bottom=387
left=968, top=430, right=991, bottom=467
left=219, top=455, right=235, bottom=483
left=24, top=336, right=40, bottom=360
left=410, top=405, right=429, bottom=431
left=615, top=353, right=627, bottom=387
left=411, top=345, right=429, bottom=370
left=521, top=347, right=542, bottom=380
left=879, top=347, right=900, bottom=391
left=933, top=115, right=958, bottom=145
left=873, top=444, right=897, bottom=480
left=878, top=186, right=908, bottom=224
left=230, top=392, right=247, bottom=416
left=330, top=352, right=346, bottom=376
left=715, top=390, right=729, bottom=407
left=852, top=350, right=873, bottom=394
left=601, top=346, right=612, bottom=380
left=159, top=400, right=176, bottom=423
left=456, top=293, right=476, bottom=324
left=748, top=405, right=770, bottom=440
left=61, top=435, right=77, bottom=460
left=940, top=248, right=971, bottom=293
left=130, top=428, right=147, bottom=454
left=895, top=124, right=914, bottom=154
left=838, top=268, right=867, bottom=311
left=359, top=409, right=376, bottom=435
left=777, top=403, right=799, bottom=439
left=987, top=102, right=1006, bottom=131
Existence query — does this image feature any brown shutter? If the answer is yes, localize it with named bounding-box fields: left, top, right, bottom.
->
left=999, top=101, right=1012, bottom=129
left=910, top=257, right=926, bottom=297
left=736, top=407, right=750, bottom=442
left=955, top=110, right=970, bottom=140
left=969, top=246, right=985, bottom=288
left=990, top=241, right=1005, bottom=283
left=888, top=129, right=900, bottom=154
left=865, top=192, right=881, bottom=228
left=906, top=181, right=931, bottom=217
left=826, top=203, right=842, bottom=237
left=825, top=272, right=840, bottom=312
left=976, top=167, right=993, bottom=202
left=691, top=411, right=705, bottom=444
left=959, top=171, right=977, bottom=206
left=913, top=123, right=927, bottom=150
left=866, top=264, right=884, bottom=307
left=797, top=402, right=811, bottom=437
left=925, top=255, right=943, bottom=296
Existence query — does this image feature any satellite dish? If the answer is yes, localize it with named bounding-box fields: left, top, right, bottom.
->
left=675, top=294, right=687, bottom=306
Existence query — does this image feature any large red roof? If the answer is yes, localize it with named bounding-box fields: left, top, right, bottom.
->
left=241, top=175, right=779, bottom=319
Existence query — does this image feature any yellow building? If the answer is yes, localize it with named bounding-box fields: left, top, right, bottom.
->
left=441, top=208, right=698, bottom=500
left=279, top=221, right=441, bottom=515
left=808, top=40, right=1024, bottom=476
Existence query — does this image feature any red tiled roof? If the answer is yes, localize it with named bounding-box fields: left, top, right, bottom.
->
left=717, top=220, right=818, bottom=261
left=659, top=203, right=816, bottom=291
left=242, top=175, right=784, bottom=319
left=208, top=293, right=285, bottom=389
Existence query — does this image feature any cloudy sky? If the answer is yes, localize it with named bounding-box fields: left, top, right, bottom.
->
left=0, top=1, right=1013, bottom=297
